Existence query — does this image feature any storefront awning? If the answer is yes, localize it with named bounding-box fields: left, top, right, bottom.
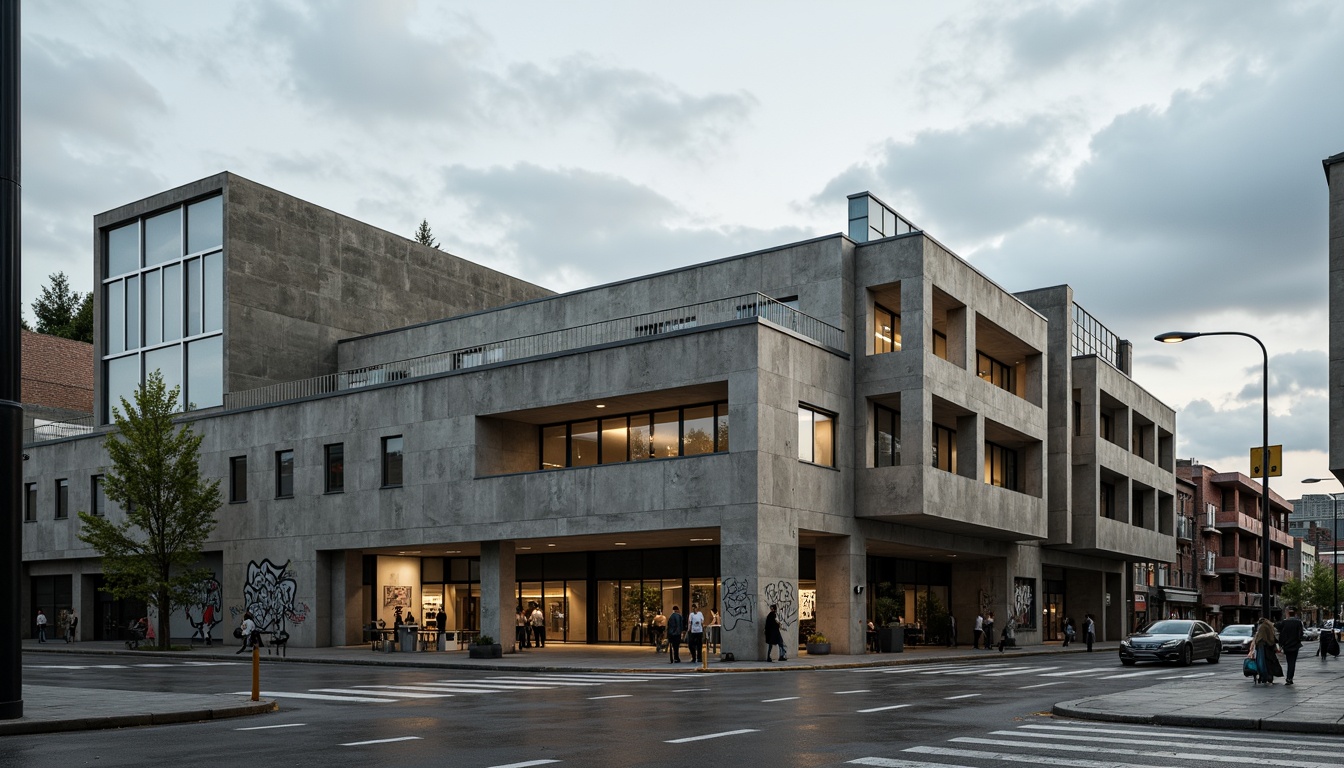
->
left=1158, top=588, right=1200, bottom=604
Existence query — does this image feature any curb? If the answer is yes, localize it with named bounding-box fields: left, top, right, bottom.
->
left=0, top=699, right=278, bottom=737
left=1052, top=700, right=1344, bottom=735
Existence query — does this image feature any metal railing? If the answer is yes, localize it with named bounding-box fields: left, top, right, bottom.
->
left=23, top=415, right=98, bottom=446
left=1071, top=302, right=1121, bottom=369
left=225, top=293, right=844, bottom=411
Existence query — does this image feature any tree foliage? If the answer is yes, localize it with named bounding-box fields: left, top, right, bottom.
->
left=31, top=271, right=94, bottom=343
left=77, top=371, right=221, bottom=649
left=1279, top=563, right=1344, bottom=616
left=414, top=219, right=440, bottom=249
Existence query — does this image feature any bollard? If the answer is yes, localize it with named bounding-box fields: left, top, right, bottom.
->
left=251, top=645, right=260, bottom=701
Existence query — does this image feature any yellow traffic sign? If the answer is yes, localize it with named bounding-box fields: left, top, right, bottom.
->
left=1250, top=445, right=1282, bottom=478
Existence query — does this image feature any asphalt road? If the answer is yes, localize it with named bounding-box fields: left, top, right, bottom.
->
left=3, top=651, right=1334, bottom=767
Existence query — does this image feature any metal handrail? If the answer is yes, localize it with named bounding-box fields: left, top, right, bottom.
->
left=224, top=293, right=844, bottom=411
left=23, top=415, right=98, bottom=446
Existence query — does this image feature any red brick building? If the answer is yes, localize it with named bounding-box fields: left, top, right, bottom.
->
left=21, top=329, right=93, bottom=423
left=1177, top=459, right=1293, bottom=627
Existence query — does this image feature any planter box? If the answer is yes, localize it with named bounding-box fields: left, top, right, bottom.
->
left=468, top=643, right=502, bottom=659
left=878, top=626, right=904, bottom=653
left=805, top=642, right=831, bottom=655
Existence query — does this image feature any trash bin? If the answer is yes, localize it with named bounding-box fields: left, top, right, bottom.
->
left=381, top=635, right=395, bottom=653
left=399, top=624, right=419, bottom=653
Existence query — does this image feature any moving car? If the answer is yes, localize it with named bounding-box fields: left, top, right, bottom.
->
left=1119, top=619, right=1221, bottom=666
left=1218, top=624, right=1255, bottom=655
left=1305, top=625, right=1322, bottom=642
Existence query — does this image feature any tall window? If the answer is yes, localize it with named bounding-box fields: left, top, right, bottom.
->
left=1099, top=412, right=1113, bottom=441
left=932, top=425, right=957, bottom=472
left=382, top=436, right=404, bottom=488
left=873, top=303, right=900, bottom=354
left=24, top=483, right=36, bottom=522
left=102, top=194, right=224, bottom=422
left=539, top=402, right=729, bottom=470
left=976, top=352, right=1015, bottom=393
left=1100, top=482, right=1116, bottom=520
left=275, top=450, right=294, bottom=499
left=874, top=404, right=900, bottom=467
left=91, top=476, right=106, bottom=517
left=984, top=442, right=1018, bottom=491
left=325, top=444, right=345, bottom=493
left=798, top=405, right=835, bottom=467
left=55, top=479, right=69, bottom=520
left=229, top=456, right=247, bottom=503
left=932, top=330, right=948, bottom=361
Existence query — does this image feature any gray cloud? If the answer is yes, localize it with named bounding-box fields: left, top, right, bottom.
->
left=1175, top=391, right=1326, bottom=462
left=245, top=1, right=754, bottom=156
left=1231, top=349, right=1328, bottom=402
left=439, top=163, right=811, bottom=291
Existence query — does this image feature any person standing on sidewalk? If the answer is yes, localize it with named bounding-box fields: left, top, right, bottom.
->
left=652, top=609, right=667, bottom=652
left=764, top=604, right=787, bottom=661
left=687, top=604, right=706, bottom=663
left=530, top=603, right=546, bottom=647
left=1276, top=607, right=1305, bottom=685
left=667, top=605, right=684, bottom=663
left=946, top=614, right=957, bottom=647
left=66, top=610, right=78, bottom=643
left=515, top=605, right=529, bottom=651
left=973, top=613, right=984, bottom=649
left=1084, top=614, right=1095, bottom=652
left=1062, top=617, right=1075, bottom=647
left=35, top=609, right=47, bottom=643
left=1252, top=618, right=1282, bottom=685
left=983, top=612, right=995, bottom=651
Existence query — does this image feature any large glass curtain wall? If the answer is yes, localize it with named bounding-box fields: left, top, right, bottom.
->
left=103, top=195, right=224, bottom=422
left=541, top=402, right=728, bottom=469
left=866, top=558, right=953, bottom=646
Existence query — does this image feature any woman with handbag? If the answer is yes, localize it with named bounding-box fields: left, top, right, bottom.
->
left=1251, top=618, right=1283, bottom=685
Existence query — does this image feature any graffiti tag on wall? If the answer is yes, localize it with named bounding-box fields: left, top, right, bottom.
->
left=185, top=574, right=222, bottom=641
left=721, top=577, right=755, bottom=631
left=764, top=580, right=797, bottom=628
left=240, top=559, right=310, bottom=634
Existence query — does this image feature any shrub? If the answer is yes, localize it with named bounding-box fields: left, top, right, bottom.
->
left=474, top=634, right=496, bottom=646
left=808, top=633, right=829, bottom=644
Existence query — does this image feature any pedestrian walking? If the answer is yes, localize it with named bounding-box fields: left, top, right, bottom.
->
left=983, top=612, right=995, bottom=651
left=687, top=603, right=706, bottom=663
left=667, top=605, right=684, bottom=663
left=1276, top=607, right=1304, bottom=685
left=1252, top=617, right=1282, bottom=685
left=652, top=609, right=667, bottom=652
left=946, top=614, right=957, bottom=647
left=66, top=610, right=78, bottom=644
left=202, top=604, right=214, bottom=646
left=35, top=609, right=47, bottom=643
left=236, top=611, right=261, bottom=654
left=973, top=613, right=984, bottom=649
left=530, top=603, right=546, bottom=647
left=764, top=604, right=787, bottom=661
left=1084, top=614, right=1095, bottom=652
left=1062, top=617, right=1075, bottom=647
left=515, top=605, right=528, bottom=650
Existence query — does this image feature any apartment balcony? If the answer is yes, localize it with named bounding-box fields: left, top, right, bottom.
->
left=855, top=465, right=1047, bottom=541
left=1214, top=510, right=1294, bottom=547
left=1211, top=556, right=1291, bottom=583
left=1202, top=591, right=1284, bottom=609
left=1175, top=518, right=1194, bottom=542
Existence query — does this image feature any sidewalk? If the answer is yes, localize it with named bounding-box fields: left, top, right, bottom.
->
left=1054, top=650, right=1344, bottom=734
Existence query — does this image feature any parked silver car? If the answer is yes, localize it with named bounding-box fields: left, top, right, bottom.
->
left=1218, top=624, right=1255, bottom=655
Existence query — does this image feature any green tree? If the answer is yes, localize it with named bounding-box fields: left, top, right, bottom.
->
left=1280, top=577, right=1311, bottom=612
left=414, top=219, right=440, bottom=249
left=1307, top=562, right=1343, bottom=618
left=32, top=271, right=93, bottom=343
left=78, top=371, right=221, bottom=649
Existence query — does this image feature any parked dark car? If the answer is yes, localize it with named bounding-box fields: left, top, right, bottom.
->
left=1119, top=619, right=1220, bottom=666
left=1217, top=624, right=1255, bottom=655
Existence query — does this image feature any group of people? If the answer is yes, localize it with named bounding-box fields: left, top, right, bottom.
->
left=1246, top=608, right=1305, bottom=685
left=34, top=608, right=79, bottom=644
left=1059, top=615, right=1096, bottom=651
left=663, top=603, right=708, bottom=663
left=515, top=603, right=549, bottom=649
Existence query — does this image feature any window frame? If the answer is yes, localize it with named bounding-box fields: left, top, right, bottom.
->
left=275, top=450, right=294, bottom=499
left=931, top=424, right=957, bottom=473
left=229, top=455, right=248, bottom=503
left=24, top=482, right=36, bottom=523
left=984, top=441, right=1018, bottom=491
left=874, top=403, right=900, bottom=468
left=976, top=351, right=1015, bottom=393
left=91, top=475, right=106, bottom=517
left=873, top=302, right=900, bottom=354
left=382, top=435, right=404, bottom=488
left=54, top=478, right=69, bottom=520
left=798, top=404, right=836, bottom=468
left=537, top=400, right=729, bottom=470
left=324, top=443, right=345, bottom=494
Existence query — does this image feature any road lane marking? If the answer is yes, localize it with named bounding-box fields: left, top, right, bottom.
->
left=311, top=688, right=451, bottom=698
left=666, top=729, right=759, bottom=743
left=943, top=694, right=980, bottom=700
left=486, top=677, right=602, bottom=686
left=850, top=759, right=970, bottom=767
left=235, top=723, right=307, bottom=731
left=762, top=696, right=800, bottom=702
left=857, top=704, right=911, bottom=713
left=1155, top=671, right=1217, bottom=679
left=1022, top=722, right=1344, bottom=747
left=910, top=745, right=1176, bottom=767
left=923, top=664, right=1013, bottom=675
left=1097, top=669, right=1169, bottom=679
left=487, top=761, right=561, bottom=768
left=834, top=690, right=870, bottom=694
left=588, top=694, right=632, bottom=700
left=1018, top=682, right=1064, bottom=689
left=1038, top=667, right=1112, bottom=677
left=341, top=736, right=423, bottom=747
left=982, top=666, right=1060, bottom=676
left=945, top=737, right=1336, bottom=765
left=355, top=685, right=502, bottom=694
left=875, top=664, right=963, bottom=674
left=673, top=688, right=710, bottom=692
left=433, top=681, right=554, bottom=690
left=988, top=729, right=1344, bottom=758
left=234, top=691, right=399, bottom=703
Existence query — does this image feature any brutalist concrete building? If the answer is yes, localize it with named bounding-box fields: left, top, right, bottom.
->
left=21, top=175, right=1177, bottom=659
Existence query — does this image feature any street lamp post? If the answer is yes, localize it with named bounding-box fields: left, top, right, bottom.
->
left=1303, top=478, right=1341, bottom=627
left=1157, top=330, right=1273, bottom=622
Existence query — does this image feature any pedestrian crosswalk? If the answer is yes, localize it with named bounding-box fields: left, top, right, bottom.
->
left=848, top=721, right=1344, bottom=767
left=236, top=672, right=665, bottom=705
left=859, top=662, right=1219, bottom=684
left=29, top=661, right=243, bottom=670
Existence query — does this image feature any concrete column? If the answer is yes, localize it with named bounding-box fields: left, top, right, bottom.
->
left=479, top=541, right=516, bottom=651
left=720, top=506, right=798, bottom=661
left=815, top=534, right=864, bottom=654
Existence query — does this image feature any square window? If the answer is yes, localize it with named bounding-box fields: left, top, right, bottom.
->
left=275, top=450, right=294, bottom=498
left=798, top=405, right=835, bottom=467
left=55, top=479, right=69, bottom=520
left=325, top=444, right=345, bottom=493
left=382, top=436, right=403, bottom=488
left=230, top=456, right=247, bottom=503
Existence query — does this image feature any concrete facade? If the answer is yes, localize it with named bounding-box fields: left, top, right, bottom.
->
left=1329, top=152, right=1344, bottom=484
left=22, top=181, right=1176, bottom=657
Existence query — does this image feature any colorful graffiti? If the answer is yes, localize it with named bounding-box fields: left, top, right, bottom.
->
left=721, top=577, right=755, bottom=631
left=763, top=580, right=797, bottom=628
left=185, top=574, right=223, bottom=642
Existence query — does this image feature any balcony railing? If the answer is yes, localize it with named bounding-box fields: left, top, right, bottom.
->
left=1176, top=517, right=1194, bottom=541
left=22, top=415, right=98, bottom=446
left=224, top=293, right=845, bottom=411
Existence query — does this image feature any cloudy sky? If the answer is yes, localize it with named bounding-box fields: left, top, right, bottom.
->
left=21, top=1, right=1344, bottom=499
